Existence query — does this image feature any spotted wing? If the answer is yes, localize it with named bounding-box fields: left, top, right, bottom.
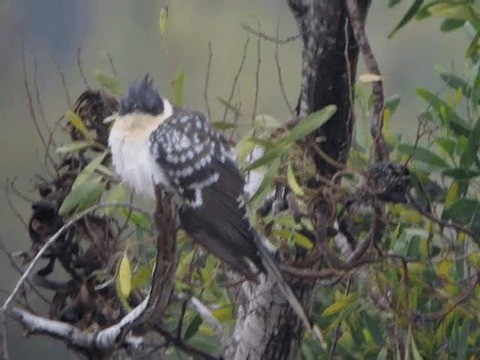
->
left=150, top=109, right=263, bottom=279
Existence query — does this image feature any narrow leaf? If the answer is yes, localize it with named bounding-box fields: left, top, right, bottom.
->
left=388, top=0, right=425, bottom=38
left=287, top=162, right=304, bottom=196
left=159, top=7, right=168, bottom=36
left=56, top=140, right=92, bottom=154
left=443, top=198, right=480, bottom=224
left=248, top=159, right=280, bottom=204
left=384, top=94, right=401, bottom=114
left=59, top=177, right=105, bottom=215
left=244, top=147, right=285, bottom=171
left=184, top=314, right=203, bottom=341
left=93, top=71, right=123, bottom=95
left=117, top=253, right=132, bottom=298
left=440, top=18, right=466, bottom=32
left=172, top=67, right=185, bottom=108
left=66, top=111, right=90, bottom=139
left=397, top=144, right=449, bottom=169
left=284, top=105, right=336, bottom=144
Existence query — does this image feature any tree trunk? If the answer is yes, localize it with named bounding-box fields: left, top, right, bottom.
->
left=228, top=1, right=371, bottom=358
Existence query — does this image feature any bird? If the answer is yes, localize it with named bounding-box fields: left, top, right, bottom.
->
left=108, top=75, right=316, bottom=336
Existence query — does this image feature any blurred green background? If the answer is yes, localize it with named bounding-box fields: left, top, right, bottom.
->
left=0, top=1, right=467, bottom=358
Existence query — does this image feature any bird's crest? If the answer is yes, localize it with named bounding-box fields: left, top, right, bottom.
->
left=119, top=74, right=164, bottom=116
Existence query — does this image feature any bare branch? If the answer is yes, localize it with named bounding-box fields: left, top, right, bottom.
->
left=0, top=310, right=8, bottom=360
left=222, top=35, right=249, bottom=123
left=76, top=47, right=90, bottom=89
left=275, top=24, right=294, bottom=116
left=106, top=51, right=118, bottom=77
left=33, top=55, right=51, bottom=135
left=241, top=23, right=300, bottom=44
left=53, top=60, right=72, bottom=108
left=345, top=0, right=388, bottom=162
left=251, top=23, right=262, bottom=127
left=204, top=42, right=213, bottom=120
left=21, top=40, right=56, bottom=171
left=8, top=306, right=145, bottom=353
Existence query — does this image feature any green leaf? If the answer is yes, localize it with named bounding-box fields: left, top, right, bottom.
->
left=131, top=261, right=154, bottom=290
left=442, top=168, right=480, bottom=180
left=172, top=67, right=185, bottom=108
left=71, top=151, right=109, bottom=190
left=216, top=97, right=243, bottom=117
left=322, top=299, right=348, bottom=317
left=388, top=0, right=425, bottom=38
left=184, top=314, right=203, bottom=341
left=66, top=110, right=90, bottom=139
left=248, top=159, right=280, bottom=204
left=101, top=184, right=128, bottom=215
left=411, top=333, right=424, bottom=360
left=121, top=209, right=152, bottom=230
left=416, top=88, right=470, bottom=137
left=56, top=140, right=92, bottom=154
left=436, top=138, right=456, bottom=157
left=291, top=231, right=314, bottom=250
left=244, top=147, right=285, bottom=171
left=287, top=162, right=304, bottom=196
left=59, top=177, right=105, bottom=215
left=428, top=4, right=474, bottom=21
left=461, top=118, right=480, bottom=169
left=211, top=121, right=237, bottom=130
left=159, top=7, right=168, bottom=36
left=93, top=71, right=123, bottom=95
left=440, top=18, right=466, bottom=32
left=443, top=198, right=480, bottom=224
left=384, top=94, right=401, bottom=114
left=439, top=71, right=469, bottom=95
left=283, top=105, right=336, bottom=144
left=117, top=252, right=132, bottom=298
left=466, top=30, right=480, bottom=58
left=397, top=144, right=449, bottom=169
left=388, top=0, right=402, bottom=8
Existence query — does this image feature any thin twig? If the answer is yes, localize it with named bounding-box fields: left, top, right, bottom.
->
left=33, top=55, right=50, bottom=134
left=204, top=42, right=213, bottom=120
left=77, top=47, right=90, bottom=89
left=53, top=60, right=72, bottom=108
left=21, top=40, right=55, bottom=170
left=241, top=23, right=300, bottom=44
left=2, top=202, right=149, bottom=311
left=8, top=178, right=34, bottom=203
left=154, top=324, right=222, bottom=360
left=0, top=241, right=50, bottom=304
left=0, top=309, right=8, bottom=360
left=251, top=23, right=261, bottom=127
left=4, top=182, right=28, bottom=229
left=106, top=51, right=118, bottom=77
left=407, top=193, right=480, bottom=246
left=222, top=36, right=249, bottom=123
left=275, top=23, right=294, bottom=116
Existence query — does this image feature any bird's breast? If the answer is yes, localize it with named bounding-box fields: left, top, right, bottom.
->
left=109, top=119, right=169, bottom=199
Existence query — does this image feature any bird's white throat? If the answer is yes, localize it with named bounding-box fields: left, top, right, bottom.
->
left=108, top=99, right=173, bottom=199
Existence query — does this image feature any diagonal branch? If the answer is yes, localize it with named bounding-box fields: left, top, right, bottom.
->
left=345, top=0, right=388, bottom=162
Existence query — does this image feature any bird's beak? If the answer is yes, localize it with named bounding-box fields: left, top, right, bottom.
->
left=103, top=113, right=118, bottom=124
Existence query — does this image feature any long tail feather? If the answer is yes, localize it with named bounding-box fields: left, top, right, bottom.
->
left=254, top=234, right=325, bottom=345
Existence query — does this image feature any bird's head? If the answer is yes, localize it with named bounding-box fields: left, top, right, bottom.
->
left=120, top=74, right=164, bottom=116
left=106, top=74, right=172, bottom=133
